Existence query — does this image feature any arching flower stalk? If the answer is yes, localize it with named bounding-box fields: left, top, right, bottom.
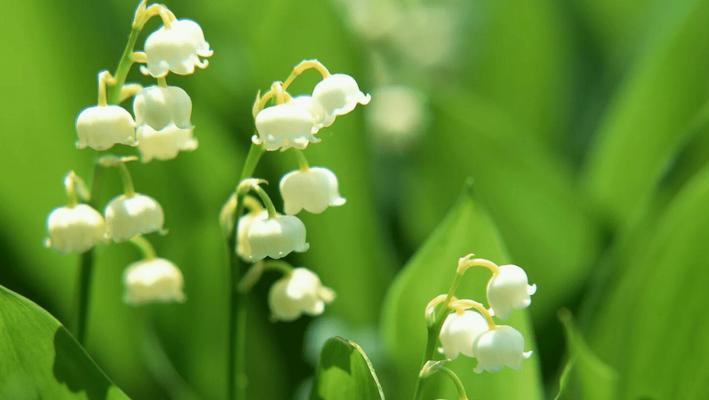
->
left=412, top=253, right=536, bottom=400
left=221, top=58, right=369, bottom=399
left=45, top=0, right=211, bottom=345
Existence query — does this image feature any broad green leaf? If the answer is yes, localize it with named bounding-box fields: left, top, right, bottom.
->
left=382, top=185, right=542, bottom=400
left=0, top=285, right=128, bottom=399
left=555, top=310, right=617, bottom=400
left=582, top=0, right=709, bottom=228
left=403, top=92, right=600, bottom=322
left=310, top=336, right=385, bottom=400
left=587, top=164, right=709, bottom=399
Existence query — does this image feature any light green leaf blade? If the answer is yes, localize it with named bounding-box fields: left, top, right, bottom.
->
left=403, top=92, right=600, bottom=322
left=310, top=336, right=385, bottom=400
left=382, top=185, right=542, bottom=400
left=587, top=164, right=709, bottom=399
left=582, top=0, right=709, bottom=228
left=0, top=285, right=128, bottom=400
left=555, top=310, right=617, bottom=400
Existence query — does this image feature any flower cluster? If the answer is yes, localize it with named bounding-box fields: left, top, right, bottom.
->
left=46, top=1, right=212, bottom=305
left=226, top=60, right=369, bottom=321
left=428, top=254, right=536, bottom=373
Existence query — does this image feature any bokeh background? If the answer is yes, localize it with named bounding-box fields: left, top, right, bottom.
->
left=2, top=0, right=709, bottom=399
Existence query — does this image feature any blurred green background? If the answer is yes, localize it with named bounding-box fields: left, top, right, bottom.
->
left=2, top=0, right=709, bottom=399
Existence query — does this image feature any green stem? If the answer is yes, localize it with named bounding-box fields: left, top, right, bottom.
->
left=117, top=162, right=136, bottom=196
left=437, top=366, right=468, bottom=400
left=227, top=143, right=264, bottom=400
left=251, top=185, right=278, bottom=218
left=108, top=26, right=142, bottom=104
left=412, top=272, right=464, bottom=400
left=130, top=236, right=157, bottom=259
left=293, top=149, right=310, bottom=171
left=73, top=164, right=104, bottom=345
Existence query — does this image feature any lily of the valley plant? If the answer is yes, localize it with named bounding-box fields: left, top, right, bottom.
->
left=46, top=0, right=211, bottom=344
left=414, top=254, right=536, bottom=399
left=220, top=58, right=369, bottom=399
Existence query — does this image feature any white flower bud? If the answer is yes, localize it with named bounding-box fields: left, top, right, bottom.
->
left=279, top=167, right=345, bottom=215
left=123, top=258, right=185, bottom=305
left=268, top=267, right=335, bottom=321
left=46, top=204, right=106, bottom=253
left=312, top=73, right=371, bottom=119
left=242, top=214, right=309, bottom=261
left=133, top=85, right=192, bottom=130
left=473, top=325, right=532, bottom=373
left=487, top=265, right=537, bottom=320
left=253, top=101, right=319, bottom=151
left=136, top=124, right=198, bottom=162
left=143, top=19, right=213, bottom=78
left=76, top=105, right=135, bottom=151
left=438, top=310, right=488, bottom=360
left=235, top=210, right=268, bottom=261
left=104, top=193, right=164, bottom=242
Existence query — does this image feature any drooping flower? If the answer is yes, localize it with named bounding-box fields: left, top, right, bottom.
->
left=46, top=204, right=106, bottom=253
left=241, top=214, right=309, bottom=261
left=142, top=19, right=213, bottom=78
left=76, top=105, right=135, bottom=151
left=104, top=193, right=164, bottom=242
left=253, top=101, right=320, bottom=151
left=290, top=95, right=335, bottom=130
left=133, top=85, right=198, bottom=161
left=487, top=265, right=536, bottom=320
left=312, top=73, right=370, bottom=119
left=473, top=325, right=532, bottom=373
left=268, top=267, right=335, bottom=321
left=439, top=310, right=489, bottom=360
left=280, top=167, right=345, bottom=215
left=133, top=85, right=192, bottom=129
left=123, top=258, right=185, bottom=304
left=236, top=210, right=268, bottom=261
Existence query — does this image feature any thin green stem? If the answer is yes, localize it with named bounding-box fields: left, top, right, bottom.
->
left=413, top=272, right=464, bottom=400
left=437, top=366, right=469, bottom=400
left=73, top=164, right=104, bottom=345
left=108, top=26, right=142, bottom=104
left=227, top=143, right=264, bottom=400
left=117, top=162, right=136, bottom=196
left=251, top=185, right=277, bottom=218
left=130, top=236, right=157, bottom=259
left=293, top=149, right=310, bottom=171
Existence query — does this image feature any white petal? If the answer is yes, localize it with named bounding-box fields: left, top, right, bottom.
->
left=76, top=105, right=135, bottom=151
left=123, top=258, right=185, bottom=305
left=104, top=193, right=164, bottom=242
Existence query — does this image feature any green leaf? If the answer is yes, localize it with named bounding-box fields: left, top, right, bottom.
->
left=403, top=92, right=600, bottom=322
left=555, top=310, right=617, bottom=400
left=310, top=336, right=385, bottom=400
left=586, top=164, right=709, bottom=399
left=0, top=285, right=128, bottom=399
left=382, top=185, right=543, bottom=400
left=582, top=0, right=709, bottom=228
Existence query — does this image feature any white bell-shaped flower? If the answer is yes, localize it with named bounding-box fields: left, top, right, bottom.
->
left=104, top=193, right=164, bottom=242
left=279, top=167, right=346, bottom=215
left=253, top=101, right=319, bottom=151
left=133, top=85, right=197, bottom=161
left=268, top=267, right=335, bottom=321
left=76, top=105, right=136, bottom=151
left=123, top=258, right=185, bottom=305
left=290, top=95, right=335, bottom=130
left=312, top=73, right=371, bottom=119
left=439, top=310, right=489, bottom=360
left=473, top=325, right=532, bottom=373
left=136, top=124, right=198, bottom=162
left=235, top=210, right=268, bottom=261
left=143, top=19, right=213, bottom=78
left=243, top=214, right=309, bottom=261
left=46, top=204, right=106, bottom=253
left=487, top=265, right=537, bottom=320
left=133, top=85, right=192, bottom=129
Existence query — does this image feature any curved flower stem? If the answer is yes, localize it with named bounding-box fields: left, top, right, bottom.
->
left=437, top=366, right=469, bottom=400
left=130, top=235, right=157, bottom=260
left=73, top=163, right=104, bottom=345
left=294, top=149, right=310, bottom=171
left=282, top=59, right=330, bottom=90
left=227, top=143, right=264, bottom=400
